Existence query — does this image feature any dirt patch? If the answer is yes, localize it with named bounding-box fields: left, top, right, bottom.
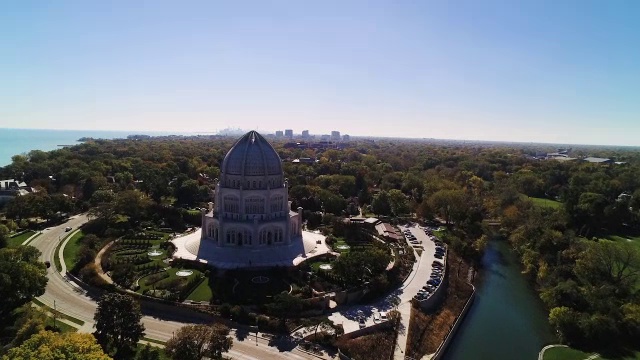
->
left=335, top=328, right=396, bottom=360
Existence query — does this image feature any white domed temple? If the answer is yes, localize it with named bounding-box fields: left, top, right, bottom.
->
left=171, top=131, right=329, bottom=268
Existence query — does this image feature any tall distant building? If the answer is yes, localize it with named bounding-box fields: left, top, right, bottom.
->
left=275, top=130, right=284, bottom=137
left=331, top=131, right=341, bottom=141
left=301, top=130, right=310, bottom=138
left=342, top=134, right=350, bottom=141
left=285, top=129, right=293, bottom=139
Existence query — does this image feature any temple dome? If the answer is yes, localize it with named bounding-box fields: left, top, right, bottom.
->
left=221, top=131, right=283, bottom=178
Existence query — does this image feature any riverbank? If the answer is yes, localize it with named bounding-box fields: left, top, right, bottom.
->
left=442, top=239, right=556, bottom=360
left=406, top=251, right=474, bottom=359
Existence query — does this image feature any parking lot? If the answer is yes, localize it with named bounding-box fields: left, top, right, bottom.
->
left=328, top=222, right=447, bottom=353
left=400, top=225, right=446, bottom=303
left=397, top=224, right=445, bottom=303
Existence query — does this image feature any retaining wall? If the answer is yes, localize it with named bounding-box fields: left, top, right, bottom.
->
left=339, top=319, right=393, bottom=340
left=430, top=280, right=476, bottom=360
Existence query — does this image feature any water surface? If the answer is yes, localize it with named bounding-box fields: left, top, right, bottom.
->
left=443, top=240, right=556, bottom=360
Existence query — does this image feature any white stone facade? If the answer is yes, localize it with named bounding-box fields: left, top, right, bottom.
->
left=201, top=131, right=303, bottom=249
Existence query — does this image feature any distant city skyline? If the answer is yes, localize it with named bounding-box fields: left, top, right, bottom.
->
left=2, top=1, right=640, bottom=146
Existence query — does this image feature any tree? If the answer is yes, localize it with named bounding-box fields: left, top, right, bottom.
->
left=0, top=246, right=48, bottom=321
left=549, top=306, right=581, bottom=344
left=575, top=240, right=640, bottom=289
left=387, top=189, right=409, bottom=216
left=312, top=318, right=334, bottom=341
left=94, top=293, right=145, bottom=358
left=176, top=179, right=200, bottom=206
left=0, top=224, right=9, bottom=248
left=371, top=190, right=392, bottom=216
left=136, top=344, right=161, bottom=360
left=428, top=189, right=467, bottom=225
left=332, top=246, right=392, bottom=287
left=3, top=331, right=111, bottom=360
left=111, top=263, right=137, bottom=288
left=165, top=324, right=232, bottom=360
left=266, top=292, right=305, bottom=328
left=10, top=305, right=47, bottom=347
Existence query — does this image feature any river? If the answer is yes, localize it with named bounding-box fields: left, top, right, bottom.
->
left=442, top=240, right=556, bottom=360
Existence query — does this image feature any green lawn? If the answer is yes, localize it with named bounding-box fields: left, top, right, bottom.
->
left=543, top=347, right=592, bottom=360
left=136, top=343, right=170, bottom=360
left=544, top=346, right=640, bottom=360
left=31, top=298, right=85, bottom=326
left=142, top=337, right=166, bottom=345
left=62, top=230, right=85, bottom=271
left=308, top=259, right=333, bottom=272
left=7, top=230, right=36, bottom=247
left=137, top=268, right=202, bottom=294
left=605, top=235, right=640, bottom=252
left=529, top=197, right=563, bottom=209
left=186, top=277, right=213, bottom=302
left=45, top=317, right=78, bottom=333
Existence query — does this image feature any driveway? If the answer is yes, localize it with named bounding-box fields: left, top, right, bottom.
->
left=328, top=223, right=440, bottom=352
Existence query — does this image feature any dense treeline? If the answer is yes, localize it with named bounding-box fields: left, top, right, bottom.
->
left=2, top=136, right=640, bottom=354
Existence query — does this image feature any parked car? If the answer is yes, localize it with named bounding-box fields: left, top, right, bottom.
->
left=64, top=226, right=72, bottom=232
left=380, top=312, right=388, bottom=321
left=358, top=318, right=366, bottom=328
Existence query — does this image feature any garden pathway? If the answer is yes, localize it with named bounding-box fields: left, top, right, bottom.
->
left=93, top=240, right=116, bottom=284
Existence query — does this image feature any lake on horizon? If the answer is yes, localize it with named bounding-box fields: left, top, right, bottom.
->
left=0, top=128, right=183, bottom=167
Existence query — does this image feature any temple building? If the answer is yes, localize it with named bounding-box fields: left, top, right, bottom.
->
left=172, top=131, right=327, bottom=268
left=202, top=130, right=303, bottom=247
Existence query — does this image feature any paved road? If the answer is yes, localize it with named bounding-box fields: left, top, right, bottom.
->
left=30, top=215, right=326, bottom=360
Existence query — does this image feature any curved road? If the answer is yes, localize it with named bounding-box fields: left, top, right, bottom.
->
left=31, top=215, right=325, bottom=359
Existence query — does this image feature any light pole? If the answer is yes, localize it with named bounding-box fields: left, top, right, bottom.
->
left=255, top=318, right=259, bottom=346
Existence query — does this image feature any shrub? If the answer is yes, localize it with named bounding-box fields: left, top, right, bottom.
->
left=144, top=271, right=169, bottom=286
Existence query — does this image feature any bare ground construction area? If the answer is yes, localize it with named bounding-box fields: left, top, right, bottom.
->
left=406, top=252, right=474, bottom=359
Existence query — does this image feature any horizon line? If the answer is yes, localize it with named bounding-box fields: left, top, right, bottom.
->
left=2, top=127, right=639, bottom=149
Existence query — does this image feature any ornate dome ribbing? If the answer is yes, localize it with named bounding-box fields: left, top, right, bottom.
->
left=221, top=131, right=283, bottom=178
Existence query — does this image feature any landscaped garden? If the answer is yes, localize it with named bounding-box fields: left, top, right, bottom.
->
left=98, top=230, right=206, bottom=301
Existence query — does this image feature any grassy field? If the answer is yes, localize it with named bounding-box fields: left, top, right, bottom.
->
left=136, top=343, right=170, bottom=360
left=529, top=197, right=563, bottom=209
left=45, top=317, right=78, bottom=333
left=7, top=230, right=36, bottom=247
left=31, top=298, right=85, bottom=326
left=543, top=346, right=640, bottom=360
left=543, top=347, right=592, bottom=360
left=605, top=234, right=640, bottom=251
left=185, top=278, right=213, bottom=302
left=62, top=230, right=85, bottom=271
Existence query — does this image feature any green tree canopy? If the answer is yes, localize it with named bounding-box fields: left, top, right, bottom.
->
left=93, top=293, right=145, bottom=359
left=165, top=324, right=232, bottom=360
left=0, top=246, right=48, bottom=321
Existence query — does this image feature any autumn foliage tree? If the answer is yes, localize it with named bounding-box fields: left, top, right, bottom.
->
left=3, top=331, right=111, bottom=360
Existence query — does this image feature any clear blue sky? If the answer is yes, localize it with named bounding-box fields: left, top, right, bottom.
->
left=2, top=0, right=639, bottom=145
